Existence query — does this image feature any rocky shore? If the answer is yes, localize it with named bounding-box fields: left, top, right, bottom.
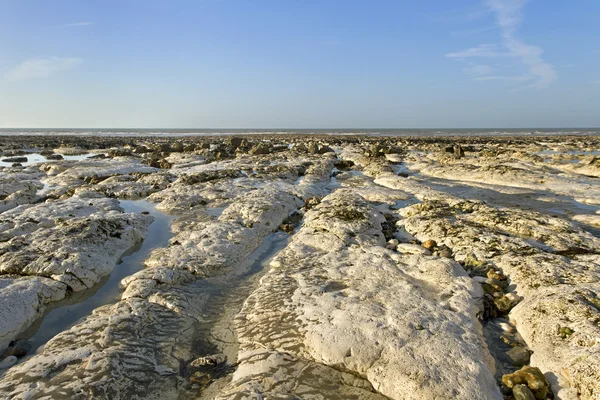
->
left=0, top=134, right=599, bottom=399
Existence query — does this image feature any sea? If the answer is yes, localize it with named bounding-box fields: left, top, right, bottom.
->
left=0, top=128, right=599, bottom=137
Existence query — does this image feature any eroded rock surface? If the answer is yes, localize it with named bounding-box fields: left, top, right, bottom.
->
left=1, top=134, right=599, bottom=399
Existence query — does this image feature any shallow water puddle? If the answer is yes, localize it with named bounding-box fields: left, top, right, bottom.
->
left=0, top=152, right=100, bottom=168
left=17, top=200, right=174, bottom=353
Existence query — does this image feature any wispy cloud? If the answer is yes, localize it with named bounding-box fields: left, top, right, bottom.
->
left=464, top=64, right=494, bottom=77
left=5, top=57, right=82, bottom=82
left=446, top=0, right=557, bottom=89
left=62, top=21, right=93, bottom=27
left=447, top=44, right=510, bottom=58
left=591, top=80, right=600, bottom=84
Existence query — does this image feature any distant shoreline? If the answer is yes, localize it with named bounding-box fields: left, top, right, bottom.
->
left=0, top=128, right=599, bottom=138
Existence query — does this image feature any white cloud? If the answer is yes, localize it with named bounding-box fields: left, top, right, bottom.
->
left=464, top=63, right=494, bottom=77
left=446, top=44, right=510, bottom=58
left=62, top=22, right=93, bottom=27
left=5, top=57, right=82, bottom=82
left=446, top=0, right=557, bottom=89
left=474, top=75, right=531, bottom=82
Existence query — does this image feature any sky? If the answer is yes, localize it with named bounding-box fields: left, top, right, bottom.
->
left=0, top=0, right=599, bottom=129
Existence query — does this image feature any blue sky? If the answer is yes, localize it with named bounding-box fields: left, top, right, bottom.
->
left=1, top=0, right=599, bottom=128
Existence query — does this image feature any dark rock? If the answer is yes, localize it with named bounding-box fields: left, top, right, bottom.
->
left=293, top=143, right=308, bottom=153
left=506, top=346, right=531, bottom=367
left=145, top=158, right=172, bottom=169
left=249, top=143, right=272, bottom=155
left=5, top=340, right=31, bottom=358
left=45, top=154, right=64, bottom=160
left=108, top=148, right=133, bottom=157
left=512, top=384, right=536, bottom=400
left=454, top=145, right=465, bottom=159
left=226, top=137, right=244, bottom=148
left=502, top=366, right=551, bottom=400
left=279, top=211, right=302, bottom=233
left=190, top=354, right=227, bottom=367
left=2, top=157, right=27, bottom=163
left=132, top=145, right=153, bottom=154
left=437, top=245, right=453, bottom=258
left=334, top=159, right=355, bottom=170
left=304, top=197, right=321, bottom=210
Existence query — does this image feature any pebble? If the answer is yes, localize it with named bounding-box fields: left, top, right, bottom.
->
left=0, top=356, right=17, bottom=369
left=437, top=245, right=453, bottom=258
left=395, top=243, right=431, bottom=255
left=487, top=269, right=507, bottom=281
left=494, top=296, right=513, bottom=312
left=505, top=292, right=521, bottom=304
left=473, top=276, right=487, bottom=283
left=512, top=384, right=536, bottom=400
left=421, top=239, right=437, bottom=250
left=506, top=346, right=531, bottom=367
left=5, top=340, right=31, bottom=358
left=190, top=353, right=227, bottom=367
left=502, top=366, right=550, bottom=400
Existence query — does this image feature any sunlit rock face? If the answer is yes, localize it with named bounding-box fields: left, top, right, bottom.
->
left=0, top=134, right=599, bottom=399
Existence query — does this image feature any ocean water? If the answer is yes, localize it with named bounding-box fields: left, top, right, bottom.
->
left=0, top=128, right=599, bottom=137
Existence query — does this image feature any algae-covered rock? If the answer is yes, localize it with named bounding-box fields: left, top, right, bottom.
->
left=502, top=366, right=551, bottom=399
left=513, top=384, right=536, bottom=400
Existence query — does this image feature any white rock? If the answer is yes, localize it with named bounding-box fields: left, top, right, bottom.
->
left=0, top=355, right=17, bottom=369
left=396, top=243, right=432, bottom=255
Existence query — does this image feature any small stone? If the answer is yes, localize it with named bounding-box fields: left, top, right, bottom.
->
left=558, top=326, right=574, bottom=339
left=387, top=239, right=399, bottom=247
left=494, top=295, right=513, bottom=312
left=2, top=156, right=28, bottom=163
left=190, top=371, right=211, bottom=385
left=5, top=340, right=31, bottom=358
left=502, top=366, right=550, bottom=400
left=190, top=353, right=227, bottom=367
left=396, top=243, right=431, bottom=255
left=437, top=245, right=452, bottom=258
left=473, top=276, right=487, bottom=283
left=249, top=143, right=272, bottom=155
left=505, top=292, right=521, bottom=304
left=421, top=239, right=437, bottom=250
left=453, top=145, right=465, bottom=159
left=485, top=277, right=507, bottom=290
left=279, top=224, right=295, bottom=233
left=304, top=197, right=321, bottom=210
left=512, top=384, right=536, bottom=400
left=506, top=346, right=531, bottom=367
left=0, top=355, right=17, bottom=369
left=487, top=269, right=507, bottom=281
left=500, top=334, right=520, bottom=347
